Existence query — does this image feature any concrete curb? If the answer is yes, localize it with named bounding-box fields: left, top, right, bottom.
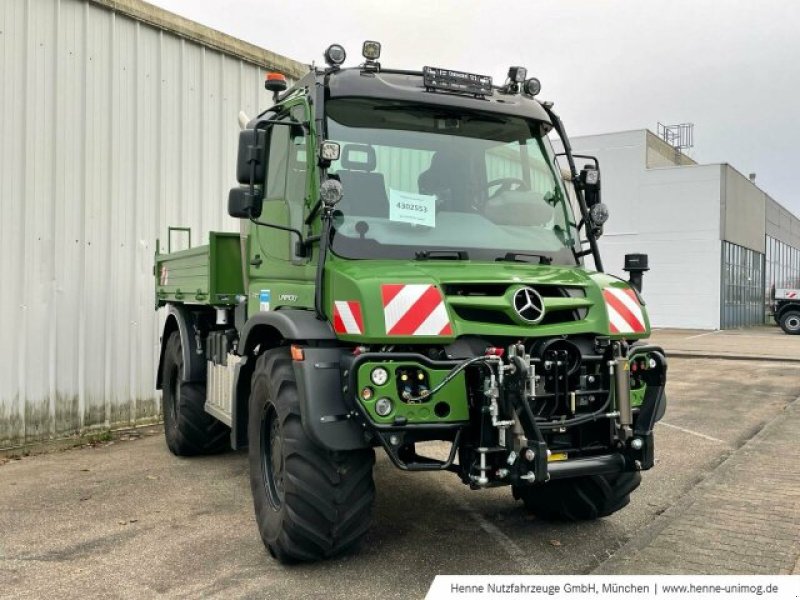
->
left=665, top=350, right=800, bottom=364
left=592, top=393, right=800, bottom=574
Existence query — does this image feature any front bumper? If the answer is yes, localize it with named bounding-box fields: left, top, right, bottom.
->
left=337, top=343, right=667, bottom=482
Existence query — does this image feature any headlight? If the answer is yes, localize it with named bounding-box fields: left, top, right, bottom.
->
left=589, top=202, right=609, bottom=226
left=319, top=178, right=343, bottom=207
left=375, top=397, right=393, bottom=417
left=370, top=367, right=389, bottom=386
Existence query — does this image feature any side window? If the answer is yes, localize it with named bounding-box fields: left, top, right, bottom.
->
left=265, top=114, right=308, bottom=206
left=265, top=125, right=289, bottom=200
left=263, top=110, right=308, bottom=258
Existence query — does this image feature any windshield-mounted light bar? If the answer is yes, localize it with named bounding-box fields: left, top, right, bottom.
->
left=422, top=66, right=493, bottom=97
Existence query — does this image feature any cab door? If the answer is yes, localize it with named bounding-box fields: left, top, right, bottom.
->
left=248, top=103, right=316, bottom=314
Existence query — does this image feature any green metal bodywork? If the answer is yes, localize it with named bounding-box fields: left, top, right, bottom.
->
left=155, top=232, right=244, bottom=307
left=356, top=361, right=469, bottom=424
left=324, top=258, right=649, bottom=343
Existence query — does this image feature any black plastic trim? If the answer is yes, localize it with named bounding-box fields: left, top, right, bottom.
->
left=238, top=309, right=335, bottom=355
left=293, top=347, right=369, bottom=451
left=157, top=304, right=207, bottom=386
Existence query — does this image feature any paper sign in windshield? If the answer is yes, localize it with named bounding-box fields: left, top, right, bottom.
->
left=389, top=189, right=436, bottom=228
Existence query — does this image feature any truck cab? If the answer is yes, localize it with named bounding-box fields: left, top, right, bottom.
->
left=154, top=42, right=667, bottom=563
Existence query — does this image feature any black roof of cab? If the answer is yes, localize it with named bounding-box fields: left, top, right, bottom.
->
left=325, top=68, right=553, bottom=129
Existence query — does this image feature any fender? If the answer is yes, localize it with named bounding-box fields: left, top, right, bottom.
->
left=238, top=309, right=335, bottom=356
left=231, top=310, right=367, bottom=451
left=156, top=304, right=207, bottom=389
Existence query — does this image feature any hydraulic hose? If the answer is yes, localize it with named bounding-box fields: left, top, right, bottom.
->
left=402, top=355, right=495, bottom=403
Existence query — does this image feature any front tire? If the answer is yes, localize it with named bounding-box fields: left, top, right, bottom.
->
left=161, top=331, right=229, bottom=455
left=779, top=310, right=800, bottom=335
left=248, top=347, right=376, bottom=563
left=513, top=471, right=641, bottom=521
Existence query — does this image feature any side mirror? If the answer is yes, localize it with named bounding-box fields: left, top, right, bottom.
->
left=236, top=129, right=268, bottom=185
left=228, top=186, right=263, bottom=219
left=579, top=164, right=601, bottom=208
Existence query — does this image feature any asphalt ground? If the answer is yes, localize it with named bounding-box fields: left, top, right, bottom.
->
left=1, top=329, right=799, bottom=599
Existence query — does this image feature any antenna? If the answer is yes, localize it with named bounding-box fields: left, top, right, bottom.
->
left=657, top=122, right=694, bottom=162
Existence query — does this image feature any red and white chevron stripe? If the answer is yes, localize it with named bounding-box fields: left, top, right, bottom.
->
left=603, top=287, right=646, bottom=334
left=332, top=300, right=364, bottom=335
left=381, top=284, right=453, bottom=336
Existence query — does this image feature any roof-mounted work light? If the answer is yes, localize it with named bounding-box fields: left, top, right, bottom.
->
left=508, top=66, right=528, bottom=83
left=362, top=41, right=381, bottom=61
left=324, top=44, right=347, bottom=67
left=524, top=78, right=541, bottom=96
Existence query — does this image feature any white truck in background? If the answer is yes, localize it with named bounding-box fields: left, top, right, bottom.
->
left=773, top=288, right=800, bottom=334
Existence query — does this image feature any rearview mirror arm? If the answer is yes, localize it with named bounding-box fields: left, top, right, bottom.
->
left=545, top=106, right=604, bottom=272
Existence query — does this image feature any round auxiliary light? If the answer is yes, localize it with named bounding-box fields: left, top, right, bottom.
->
left=631, top=438, right=644, bottom=450
left=589, top=202, right=610, bottom=226
left=370, top=367, right=389, bottom=386
left=361, top=387, right=374, bottom=401
left=375, top=397, right=393, bottom=417
left=524, top=77, right=541, bottom=96
left=319, top=178, right=344, bottom=207
left=324, top=44, right=347, bottom=67
left=362, top=40, right=381, bottom=61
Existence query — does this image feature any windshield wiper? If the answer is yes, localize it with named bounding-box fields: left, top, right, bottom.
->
left=415, top=249, right=469, bottom=261
left=496, top=252, right=552, bottom=265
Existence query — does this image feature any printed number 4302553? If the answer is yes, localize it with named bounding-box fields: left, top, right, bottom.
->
left=396, top=202, right=428, bottom=213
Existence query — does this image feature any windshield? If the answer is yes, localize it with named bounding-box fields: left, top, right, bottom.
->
left=325, top=98, right=579, bottom=264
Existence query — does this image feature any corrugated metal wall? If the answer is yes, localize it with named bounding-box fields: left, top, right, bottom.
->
left=0, top=0, right=301, bottom=447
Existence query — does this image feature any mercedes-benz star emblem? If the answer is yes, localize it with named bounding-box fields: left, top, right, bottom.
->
left=513, top=287, right=545, bottom=324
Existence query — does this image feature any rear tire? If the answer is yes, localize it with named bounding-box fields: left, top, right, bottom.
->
left=779, top=310, right=800, bottom=335
left=513, top=471, right=641, bottom=521
left=248, top=347, right=375, bottom=563
left=161, top=331, right=230, bottom=455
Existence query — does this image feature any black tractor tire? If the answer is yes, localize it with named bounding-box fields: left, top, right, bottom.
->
left=248, top=347, right=376, bottom=563
left=779, top=310, right=800, bottom=335
left=161, top=331, right=230, bottom=455
left=513, top=471, right=641, bottom=521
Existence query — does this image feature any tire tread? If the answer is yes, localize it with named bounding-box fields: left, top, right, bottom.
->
left=515, top=471, right=641, bottom=521
left=249, top=347, right=375, bottom=563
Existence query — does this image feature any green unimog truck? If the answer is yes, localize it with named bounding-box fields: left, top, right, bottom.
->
left=154, top=42, right=667, bottom=563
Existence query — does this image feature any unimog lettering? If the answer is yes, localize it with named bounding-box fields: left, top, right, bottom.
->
left=154, top=41, right=668, bottom=563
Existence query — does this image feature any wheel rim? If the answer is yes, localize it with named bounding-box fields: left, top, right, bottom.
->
left=262, top=406, right=285, bottom=509
left=787, top=316, right=800, bottom=331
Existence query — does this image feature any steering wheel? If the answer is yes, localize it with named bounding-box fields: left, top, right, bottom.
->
left=486, top=177, right=529, bottom=199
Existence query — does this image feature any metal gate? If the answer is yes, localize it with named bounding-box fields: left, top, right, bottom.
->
left=720, top=241, right=765, bottom=329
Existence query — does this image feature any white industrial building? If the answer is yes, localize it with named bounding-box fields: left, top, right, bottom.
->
left=0, top=0, right=306, bottom=448
left=560, top=130, right=800, bottom=330
left=3, top=0, right=799, bottom=449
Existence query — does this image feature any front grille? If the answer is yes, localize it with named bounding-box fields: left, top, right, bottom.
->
left=442, top=283, right=509, bottom=297
left=451, top=306, right=517, bottom=326
left=444, top=283, right=588, bottom=326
